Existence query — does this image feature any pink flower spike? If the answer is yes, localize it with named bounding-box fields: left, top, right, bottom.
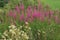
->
left=32, top=8, right=38, bottom=18
left=26, top=6, right=32, bottom=14
left=13, top=11, right=17, bottom=19
left=8, top=10, right=13, bottom=16
left=20, top=14, right=25, bottom=21
left=20, top=3, right=24, bottom=10
left=15, top=5, right=20, bottom=13
left=32, top=13, right=37, bottom=18
left=37, top=12, right=42, bottom=17
left=27, top=13, right=31, bottom=18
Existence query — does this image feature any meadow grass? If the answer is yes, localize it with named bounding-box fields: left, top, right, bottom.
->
left=41, top=0, right=60, bottom=10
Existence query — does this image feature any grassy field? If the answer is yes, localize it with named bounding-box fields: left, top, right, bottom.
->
left=41, top=0, right=60, bottom=10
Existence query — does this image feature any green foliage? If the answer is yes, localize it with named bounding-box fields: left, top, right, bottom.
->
left=40, top=0, right=60, bottom=10
left=0, top=0, right=9, bottom=7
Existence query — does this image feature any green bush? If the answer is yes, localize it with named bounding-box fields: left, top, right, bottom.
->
left=0, top=0, right=9, bottom=7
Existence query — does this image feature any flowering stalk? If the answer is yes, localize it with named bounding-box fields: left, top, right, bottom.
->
left=15, top=5, right=20, bottom=13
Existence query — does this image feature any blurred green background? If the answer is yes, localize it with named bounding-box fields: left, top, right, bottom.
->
left=41, top=0, right=60, bottom=10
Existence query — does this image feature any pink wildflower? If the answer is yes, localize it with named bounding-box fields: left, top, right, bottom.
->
left=8, top=10, right=13, bottom=16
left=32, top=8, right=37, bottom=18
left=20, top=14, right=25, bottom=21
left=20, top=3, right=24, bottom=10
left=15, top=5, right=20, bottom=13
left=26, top=6, right=32, bottom=14
left=13, top=10, right=17, bottom=19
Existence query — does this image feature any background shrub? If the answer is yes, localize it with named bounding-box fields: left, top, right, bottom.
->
left=0, top=0, right=9, bottom=7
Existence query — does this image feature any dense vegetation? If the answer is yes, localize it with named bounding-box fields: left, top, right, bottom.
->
left=0, top=0, right=60, bottom=40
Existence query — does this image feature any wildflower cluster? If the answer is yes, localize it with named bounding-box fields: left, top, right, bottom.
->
left=7, top=2, right=60, bottom=24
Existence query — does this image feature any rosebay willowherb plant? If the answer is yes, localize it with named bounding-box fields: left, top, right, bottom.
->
left=7, top=2, right=60, bottom=25
left=2, top=0, right=60, bottom=25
